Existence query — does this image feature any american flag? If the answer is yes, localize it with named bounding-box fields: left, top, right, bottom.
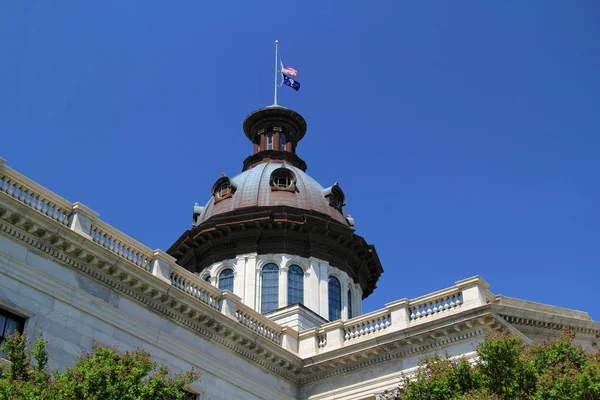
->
left=281, top=62, right=298, bottom=78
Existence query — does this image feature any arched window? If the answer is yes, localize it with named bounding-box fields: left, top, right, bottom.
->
left=328, top=276, right=342, bottom=321
left=287, top=265, right=304, bottom=305
left=347, top=289, right=353, bottom=319
left=280, top=133, right=286, bottom=151
left=261, top=263, right=279, bottom=314
left=218, top=268, right=234, bottom=292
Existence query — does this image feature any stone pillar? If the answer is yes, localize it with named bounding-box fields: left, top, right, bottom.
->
left=243, top=253, right=258, bottom=308
left=310, top=258, right=329, bottom=319
left=340, top=274, right=349, bottom=320
left=280, top=327, right=298, bottom=353
left=150, top=250, right=175, bottom=284
left=385, top=298, right=410, bottom=332
left=456, top=276, right=490, bottom=311
left=220, top=291, right=241, bottom=321
left=324, top=320, right=345, bottom=350
left=280, top=265, right=289, bottom=308
left=298, top=328, right=318, bottom=358
left=68, top=202, right=99, bottom=238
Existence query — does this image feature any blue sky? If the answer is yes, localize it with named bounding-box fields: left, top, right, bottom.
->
left=1, top=2, right=599, bottom=319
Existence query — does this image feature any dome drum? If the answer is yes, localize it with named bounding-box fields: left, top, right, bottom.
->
left=167, top=205, right=383, bottom=298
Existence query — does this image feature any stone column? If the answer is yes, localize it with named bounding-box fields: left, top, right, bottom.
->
left=242, top=253, right=258, bottom=308
left=68, top=202, right=99, bottom=238
left=315, top=259, right=330, bottom=318
left=280, top=266, right=289, bottom=309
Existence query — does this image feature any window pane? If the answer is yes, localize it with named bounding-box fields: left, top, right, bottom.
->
left=347, top=290, right=353, bottom=319
left=261, top=263, right=279, bottom=314
left=328, top=277, right=341, bottom=321
left=218, top=269, right=234, bottom=292
left=266, top=133, right=273, bottom=150
left=280, top=133, right=286, bottom=151
left=287, top=265, right=304, bottom=305
left=3, top=319, right=18, bottom=341
left=0, top=315, right=6, bottom=337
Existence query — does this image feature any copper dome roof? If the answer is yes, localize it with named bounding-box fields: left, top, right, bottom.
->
left=197, top=161, right=350, bottom=226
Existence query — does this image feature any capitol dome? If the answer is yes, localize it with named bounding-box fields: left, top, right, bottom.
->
left=168, top=105, right=382, bottom=320
left=196, top=162, right=351, bottom=227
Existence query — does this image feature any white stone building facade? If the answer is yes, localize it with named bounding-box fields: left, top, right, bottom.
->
left=1, top=103, right=599, bottom=400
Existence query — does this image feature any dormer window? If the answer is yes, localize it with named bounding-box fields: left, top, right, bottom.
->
left=323, top=183, right=346, bottom=211
left=217, top=181, right=231, bottom=198
left=211, top=176, right=236, bottom=203
left=270, top=168, right=296, bottom=192
left=330, top=190, right=343, bottom=208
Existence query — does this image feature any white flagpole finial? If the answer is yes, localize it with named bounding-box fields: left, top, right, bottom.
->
left=274, top=40, right=279, bottom=105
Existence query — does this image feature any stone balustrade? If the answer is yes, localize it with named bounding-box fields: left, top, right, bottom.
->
left=0, top=157, right=492, bottom=359
left=0, top=158, right=72, bottom=225
left=343, top=308, right=391, bottom=342
left=169, top=263, right=222, bottom=310
left=298, top=278, right=491, bottom=356
left=236, top=302, right=283, bottom=345
left=409, top=287, right=463, bottom=322
left=90, top=219, right=153, bottom=271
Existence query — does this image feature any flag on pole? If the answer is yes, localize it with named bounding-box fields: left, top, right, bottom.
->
left=282, top=74, right=301, bottom=91
left=281, top=62, right=298, bottom=78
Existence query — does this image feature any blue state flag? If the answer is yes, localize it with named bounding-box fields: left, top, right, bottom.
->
left=282, top=74, right=301, bottom=91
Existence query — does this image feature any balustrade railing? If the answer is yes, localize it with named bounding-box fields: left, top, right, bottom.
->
left=0, top=158, right=493, bottom=358
left=236, top=304, right=283, bottom=345
left=409, top=289, right=463, bottom=322
left=169, top=264, right=221, bottom=310
left=344, top=309, right=391, bottom=342
left=90, top=220, right=153, bottom=271
left=0, top=162, right=71, bottom=225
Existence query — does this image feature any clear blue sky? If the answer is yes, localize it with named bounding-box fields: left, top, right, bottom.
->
left=2, top=2, right=599, bottom=319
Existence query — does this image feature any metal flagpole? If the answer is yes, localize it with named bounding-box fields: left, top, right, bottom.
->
left=274, top=40, right=279, bottom=105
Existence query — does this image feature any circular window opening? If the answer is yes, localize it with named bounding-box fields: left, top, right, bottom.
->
left=217, top=181, right=232, bottom=198
left=272, top=170, right=294, bottom=189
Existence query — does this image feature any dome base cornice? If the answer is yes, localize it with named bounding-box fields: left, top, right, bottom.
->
left=167, top=205, right=383, bottom=298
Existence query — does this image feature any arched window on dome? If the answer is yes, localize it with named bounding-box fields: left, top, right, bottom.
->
left=261, top=263, right=279, bottom=314
left=280, top=133, right=286, bottom=151
left=328, top=276, right=342, bottom=321
left=287, top=265, right=304, bottom=305
left=347, top=289, right=353, bottom=319
left=218, top=268, right=234, bottom=292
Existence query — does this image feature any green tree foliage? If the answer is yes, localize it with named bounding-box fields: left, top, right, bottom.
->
left=400, top=329, right=600, bottom=400
left=0, top=332, right=200, bottom=400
